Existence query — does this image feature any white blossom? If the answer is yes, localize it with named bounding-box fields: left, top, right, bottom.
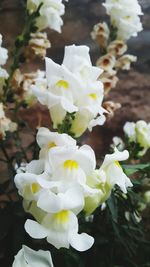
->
left=32, top=45, right=105, bottom=137
left=103, top=0, right=143, bottom=40
left=25, top=210, right=94, bottom=251
left=123, top=120, right=150, bottom=155
left=12, top=245, right=54, bottom=267
left=27, top=0, right=68, bottom=33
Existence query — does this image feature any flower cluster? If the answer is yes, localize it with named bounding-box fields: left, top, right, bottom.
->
left=15, top=127, right=132, bottom=251
left=0, top=34, right=8, bottom=97
left=12, top=245, right=54, bottom=267
left=27, top=0, right=68, bottom=33
left=103, top=0, right=143, bottom=40
left=0, top=103, right=17, bottom=140
left=124, top=120, right=150, bottom=156
left=32, top=45, right=106, bottom=137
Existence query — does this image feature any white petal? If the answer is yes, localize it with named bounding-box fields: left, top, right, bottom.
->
left=69, top=232, right=94, bottom=252
left=25, top=219, right=47, bottom=239
left=23, top=245, right=54, bottom=267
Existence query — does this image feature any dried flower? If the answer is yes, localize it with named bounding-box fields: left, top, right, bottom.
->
left=103, top=101, right=121, bottom=118
left=107, top=40, right=127, bottom=56
left=0, top=103, right=17, bottom=139
left=11, top=69, right=47, bottom=106
left=25, top=32, right=51, bottom=60
left=91, top=22, right=110, bottom=48
left=115, top=54, right=137, bottom=70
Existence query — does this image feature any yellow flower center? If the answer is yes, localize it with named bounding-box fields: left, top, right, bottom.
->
left=48, top=142, right=56, bottom=149
left=64, top=160, right=79, bottom=169
left=56, top=80, right=69, bottom=89
left=31, top=183, right=40, bottom=194
left=54, top=210, right=69, bottom=223
left=89, top=93, right=97, bottom=100
left=115, top=161, right=122, bottom=169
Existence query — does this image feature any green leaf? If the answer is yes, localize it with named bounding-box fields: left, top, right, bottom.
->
left=122, top=163, right=150, bottom=176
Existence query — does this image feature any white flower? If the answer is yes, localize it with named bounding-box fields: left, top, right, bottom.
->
left=27, top=0, right=68, bottom=33
left=135, top=120, right=150, bottom=152
left=103, top=0, right=143, bottom=40
left=123, top=121, right=136, bottom=142
left=12, top=245, right=54, bottom=267
left=44, top=144, right=97, bottom=194
left=25, top=210, right=94, bottom=251
left=84, top=148, right=132, bottom=214
left=112, top=136, right=125, bottom=151
left=115, top=54, right=137, bottom=70
left=0, top=34, right=8, bottom=66
left=123, top=120, right=150, bottom=155
left=37, top=127, right=76, bottom=158
left=32, top=45, right=105, bottom=137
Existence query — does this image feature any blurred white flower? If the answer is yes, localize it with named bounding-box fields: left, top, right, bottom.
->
left=27, top=0, right=68, bottom=33
left=112, top=136, right=125, bottom=151
left=123, top=120, right=150, bottom=156
left=103, top=0, right=143, bottom=40
left=136, top=120, right=150, bottom=154
left=0, top=34, right=8, bottom=66
left=33, top=45, right=105, bottom=137
left=25, top=210, right=94, bottom=251
left=12, top=245, right=54, bottom=267
left=123, top=121, right=136, bottom=142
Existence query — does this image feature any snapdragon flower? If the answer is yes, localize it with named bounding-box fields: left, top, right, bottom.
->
left=12, top=245, right=54, bottom=267
left=32, top=45, right=106, bottom=137
left=103, top=0, right=143, bottom=40
left=27, top=0, right=68, bottom=33
left=15, top=128, right=96, bottom=251
left=84, top=148, right=132, bottom=214
left=124, top=120, right=150, bottom=155
left=25, top=210, right=94, bottom=251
